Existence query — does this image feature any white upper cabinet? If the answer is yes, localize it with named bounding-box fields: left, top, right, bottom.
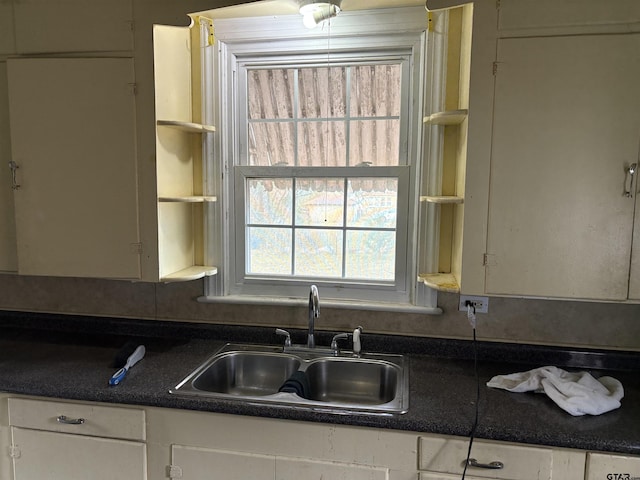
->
left=12, top=0, right=133, bottom=54
left=7, top=57, right=141, bottom=279
left=485, top=33, right=640, bottom=300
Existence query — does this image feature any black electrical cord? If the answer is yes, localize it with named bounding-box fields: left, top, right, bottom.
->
left=461, top=308, right=480, bottom=480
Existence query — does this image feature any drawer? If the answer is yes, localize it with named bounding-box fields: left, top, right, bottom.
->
left=419, top=436, right=552, bottom=480
left=586, top=452, right=640, bottom=480
left=8, top=398, right=145, bottom=441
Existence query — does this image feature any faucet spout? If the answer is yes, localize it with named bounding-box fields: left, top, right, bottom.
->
left=308, top=284, right=320, bottom=348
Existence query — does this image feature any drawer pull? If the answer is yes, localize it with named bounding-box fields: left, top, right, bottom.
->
left=466, top=458, right=504, bottom=469
left=56, top=415, right=85, bottom=425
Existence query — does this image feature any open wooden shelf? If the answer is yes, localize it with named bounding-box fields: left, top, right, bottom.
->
left=161, top=266, right=218, bottom=283
left=157, top=119, right=216, bottom=133
left=423, top=109, right=468, bottom=125
left=420, top=195, right=464, bottom=204
left=418, top=273, right=460, bottom=293
left=158, top=196, right=217, bottom=203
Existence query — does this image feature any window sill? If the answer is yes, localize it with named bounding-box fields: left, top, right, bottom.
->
left=197, top=295, right=442, bottom=315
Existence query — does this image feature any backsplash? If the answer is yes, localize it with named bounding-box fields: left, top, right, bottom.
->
left=0, top=274, right=638, bottom=351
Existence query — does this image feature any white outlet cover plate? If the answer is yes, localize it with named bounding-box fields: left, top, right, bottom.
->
left=458, top=295, right=489, bottom=313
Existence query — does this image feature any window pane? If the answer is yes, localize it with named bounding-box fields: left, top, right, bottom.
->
left=295, top=228, right=343, bottom=277
left=345, top=230, right=395, bottom=280
left=249, top=122, right=295, bottom=166
left=248, top=69, right=295, bottom=119
left=295, top=178, right=344, bottom=227
left=349, top=119, right=400, bottom=166
left=247, top=227, right=292, bottom=275
left=298, top=67, right=346, bottom=118
left=248, top=178, right=292, bottom=225
left=297, top=121, right=346, bottom=166
left=350, top=64, right=401, bottom=117
left=347, top=178, right=397, bottom=228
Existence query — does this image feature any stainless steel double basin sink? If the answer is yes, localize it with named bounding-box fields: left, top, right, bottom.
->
left=170, top=343, right=409, bottom=415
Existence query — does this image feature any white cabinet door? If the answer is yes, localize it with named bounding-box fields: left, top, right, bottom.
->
left=171, top=445, right=275, bottom=480
left=11, top=427, right=146, bottom=480
left=12, top=0, right=133, bottom=54
left=485, top=33, right=640, bottom=300
left=7, top=57, right=141, bottom=279
left=0, top=62, right=17, bottom=272
left=277, top=457, right=388, bottom=480
left=586, top=452, right=640, bottom=480
left=170, top=445, right=388, bottom=480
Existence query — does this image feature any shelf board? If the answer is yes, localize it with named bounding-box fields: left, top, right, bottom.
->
left=423, top=109, right=468, bottom=125
left=419, top=273, right=460, bottom=293
left=158, top=196, right=217, bottom=203
left=161, top=266, right=218, bottom=283
left=420, top=195, right=464, bottom=205
left=157, top=120, right=216, bottom=133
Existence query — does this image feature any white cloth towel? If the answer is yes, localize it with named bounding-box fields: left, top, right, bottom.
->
left=486, top=366, right=624, bottom=416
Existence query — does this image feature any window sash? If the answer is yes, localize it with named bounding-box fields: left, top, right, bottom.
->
left=232, top=166, right=411, bottom=298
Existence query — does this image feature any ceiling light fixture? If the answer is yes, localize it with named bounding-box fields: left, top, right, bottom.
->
left=298, top=0, right=342, bottom=29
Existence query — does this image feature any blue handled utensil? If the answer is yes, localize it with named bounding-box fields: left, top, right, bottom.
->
left=109, top=345, right=145, bottom=386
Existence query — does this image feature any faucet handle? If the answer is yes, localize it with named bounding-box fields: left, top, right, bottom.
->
left=353, top=326, right=363, bottom=356
left=275, top=328, right=292, bottom=348
left=330, top=333, right=350, bottom=353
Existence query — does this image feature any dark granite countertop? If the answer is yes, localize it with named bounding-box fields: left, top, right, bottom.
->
left=0, top=311, right=638, bottom=455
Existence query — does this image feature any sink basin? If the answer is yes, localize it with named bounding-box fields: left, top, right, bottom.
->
left=191, top=351, right=301, bottom=396
left=305, top=358, right=398, bottom=405
left=171, top=343, right=408, bottom=415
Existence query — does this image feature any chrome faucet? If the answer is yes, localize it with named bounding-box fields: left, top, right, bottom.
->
left=308, top=284, right=320, bottom=348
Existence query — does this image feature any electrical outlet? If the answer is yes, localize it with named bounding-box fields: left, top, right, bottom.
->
left=459, top=295, right=489, bottom=313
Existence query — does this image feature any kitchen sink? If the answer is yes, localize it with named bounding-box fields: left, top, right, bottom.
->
left=170, top=343, right=408, bottom=415
left=305, top=357, right=398, bottom=405
left=191, top=350, right=301, bottom=396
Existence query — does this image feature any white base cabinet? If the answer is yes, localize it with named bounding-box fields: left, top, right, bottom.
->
left=146, top=407, right=416, bottom=480
left=170, top=445, right=388, bottom=480
left=586, top=453, right=640, bottom=480
left=7, top=398, right=147, bottom=480
left=0, top=395, right=638, bottom=480
left=11, top=428, right=146, bottom=480
left=419, top=436, right=585, bottom=480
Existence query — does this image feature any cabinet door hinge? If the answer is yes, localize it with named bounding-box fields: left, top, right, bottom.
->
left=492, top=62, right=499, bottom=76
left=9, top=446, right=21, bottom=459
left=128, top=83, right=138, bottom=95
left=496, top=0, right=501, bottom=10
left=167, top=465, right=183, bottom=479
left=127, top=20, right=135, bottom=32
left=483, top=253, right=496, bottom=267
left=130, top=242, right=143, bottom=255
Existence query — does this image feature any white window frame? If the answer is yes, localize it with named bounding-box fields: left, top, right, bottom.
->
left=203, top=7, right=443, bottom=312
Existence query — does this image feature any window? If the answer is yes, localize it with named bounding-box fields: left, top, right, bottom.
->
left=238, top=61, right=409, bottom=285
left=206, top=7, right=437, bottom=308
